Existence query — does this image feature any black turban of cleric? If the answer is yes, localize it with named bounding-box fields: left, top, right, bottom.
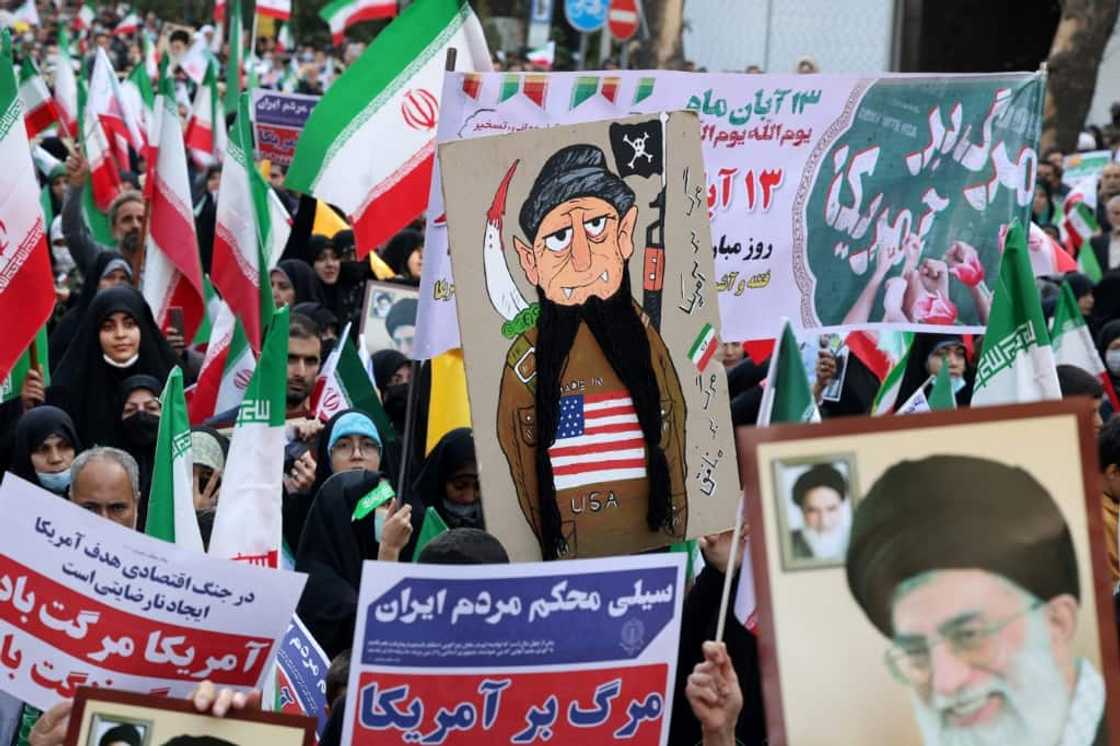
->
left=518, top=144, right=635, bottom=241
left=845, top=455, right=1079, bottom=637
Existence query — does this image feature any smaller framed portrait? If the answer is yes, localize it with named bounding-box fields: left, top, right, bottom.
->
left=65, top=688, right=315, bottom=746
left=771, top=452, right=859, bottom=570
left=360, top=281, right=418, bottom=357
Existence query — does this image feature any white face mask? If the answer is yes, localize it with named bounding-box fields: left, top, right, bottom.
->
left=103, top=353, right=139, bottom=369
left=1107, top=349, right=1120, bottom=376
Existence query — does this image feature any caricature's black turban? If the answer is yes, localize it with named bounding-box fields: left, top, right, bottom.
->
left=518, top=144, right=635, bottom=241
left=845, top=455, right=1079, bottom=637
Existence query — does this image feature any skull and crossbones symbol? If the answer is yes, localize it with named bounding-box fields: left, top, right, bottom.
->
left=622, top=132, right=653, bottom=169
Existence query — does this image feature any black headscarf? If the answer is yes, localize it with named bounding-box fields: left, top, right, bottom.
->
left=410, top=428, right=480, bottom=529
left=371, top=349, right=408, bottom=393
left=118, top=374, right=162, bottom=517
left=7, top=406, right=81, bottom=488
left=50, top=286, right=179, bottom=448
left=48, top=250, right=133, bottom=372
left=295, top=469, right=424, bottom=659
left=293, top=301, right=339, bottom=336
left=894, top=333, right=974, bottom=409
left=533, top=269, right=670, bottom=558
left=275, top=259, right=325, bottom=306
left=1091, top=270, right=1120, bottom=340
left=380, top=229, right=423, bottom=279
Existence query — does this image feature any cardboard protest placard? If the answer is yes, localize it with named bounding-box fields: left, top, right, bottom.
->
left=252, top=90, right=320, bottom=167
left=417, top=71, right=1045, bottom=359
left=439, top=112, right=739, bottom=561
left=0, top=476, right=306, bottom=710
left=66, top=687, right=315, bottom=746
left=342, top=553, right=686, bottom=745
left=738, top=400, right=1120, bottom=745
left=360, top=280, right=418, bottom=357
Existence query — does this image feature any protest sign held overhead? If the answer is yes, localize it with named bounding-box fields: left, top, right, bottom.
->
left=418, top=70, right=1044, bottom=357
left=342, top=553, right=685, bottom=745
left=252, top=90, right=319, bottom=168
left=0, top=475, right=306, bottom=711
left=439, top=112, right=739, bottom=560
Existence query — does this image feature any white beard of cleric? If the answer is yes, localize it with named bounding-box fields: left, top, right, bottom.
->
left=800, top=500, right=851, bottom=560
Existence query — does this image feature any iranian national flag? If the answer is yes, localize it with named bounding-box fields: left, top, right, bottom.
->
left=212, top=93, right=288, bottom=353
left=870, top=332, right=916, bottom=415
left=143, top=31, right=159, bottom=81
left=13, top=0, right=39, bottom=26
left=1061, top=177, right=1099, bottom=254
left=208, top=307, right=290, bottom=568
left=113, top=11, right=143, bottom=36
left=52, top=30, right=78, bottom=137
left=141, top=59, right=206, bottom=341
left=74, top=0, right=96, bottom=30
left=687, top=323, right=718, bottom=372
left=0, top=31, right=55, bottom=383
left=1026, top=221, right=1077, bottom=277
left=310, top=323, right=397, bottom=442
left=1079, top=239, right=1104, bottom=284
left=895, top=363, right=956, bottom=415
left=187, top=302, right=255, bottom=425
left=757, top=319, right=821, bottom=427
left=224, top=0, right=243, bottom=114
left=276, top=23, right=293, bottom=54
left=145, top=367, right=205, bottom=551
left=320, top=0, right=399, bottom=45
left=258, top=0, right=292, bottom=20
left=185, top=59, right=227, bottom=169
left=972, top=222, right=1062, bottom=406
left=18, top=58, right=59, bottom=138
left=121, top=61, right=155, bottom=151
left=179, top=34, right=210, bottom=85
left=89, top=48, right=147, bottom=164
left=288, top=0, right=491, bottom=256
left=1051, top=280, right=1120, bottom=410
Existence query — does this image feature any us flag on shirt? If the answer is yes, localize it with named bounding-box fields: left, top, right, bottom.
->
left=548, top=390, right=646, bottom=490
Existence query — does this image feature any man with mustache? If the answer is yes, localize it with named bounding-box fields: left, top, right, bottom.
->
left=61, top=151, right=145, bottom=280
left=496, top=144, right=687, bottom=560
left=846, top=455, right=1105, bottom=745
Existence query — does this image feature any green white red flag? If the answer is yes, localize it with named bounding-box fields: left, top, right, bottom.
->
left=0, top=31, right=55, bottom=383
left=1078, top=236, right=1104, bottom=284
left=319, top=0, right=398, bottom=45
left=89, top=47, right=146, bottom=166
left=141, top=59, right=206, bottom=342
left=18, top=58, right=59, bottom=139
left=52, top=29, right=78, bottom=137
left=310, top=323, right=397, bottom=442
left=145, top=367, right=205, bottom=551
left=869, top=331, right=915, bottom=415
left=1051, top=280, right=1120, bottom=410
left=1061, top=176, right=1099, bottom=254
left=287, top=0, right=491, bottom=256
left=208, top=307, right=289, bottom=568
left=185, top=59, right=226, bottom=168
left=757, top=319, right=821, bottom=426
left=212, top=93, right=288, bottom=353
left=187, top=302, right=255, bottom=425
left=895, top=362, right=956, bottom=415
left=971, top=222, right=1062, bottom=406
left=258, top=0, right=292, bottom=21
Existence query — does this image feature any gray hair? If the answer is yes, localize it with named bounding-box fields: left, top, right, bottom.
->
left=71, top=447, right=140, bottom=501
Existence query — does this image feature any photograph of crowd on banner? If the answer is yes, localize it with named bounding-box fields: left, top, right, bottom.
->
left=341, top=554, right=686, bottom=746
left=419, top=70, right=1048, bottom=355
left=738, top=401, right=1120, bottom=746
left=439, top=112, right=739, bottom=561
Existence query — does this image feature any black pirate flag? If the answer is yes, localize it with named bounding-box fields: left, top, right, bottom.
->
left=608, top=119, right=663, bottom=180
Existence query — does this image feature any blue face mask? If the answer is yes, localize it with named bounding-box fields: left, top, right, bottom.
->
left=36, top=469, right=71, bottom=494
left=951, top=375, right=966, bottom=394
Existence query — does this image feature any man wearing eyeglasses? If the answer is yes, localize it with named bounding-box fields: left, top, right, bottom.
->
left=846, top=455, right=1106, bottom=746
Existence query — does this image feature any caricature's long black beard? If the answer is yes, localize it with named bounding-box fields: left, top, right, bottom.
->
left=533, top=267, right=671, bottom=559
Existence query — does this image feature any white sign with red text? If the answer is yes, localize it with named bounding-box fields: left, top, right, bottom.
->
left=0, top=476, right=307, bottom=710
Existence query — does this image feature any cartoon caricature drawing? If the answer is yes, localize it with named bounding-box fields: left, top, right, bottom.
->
left=478, top=129, right=689, bottom=560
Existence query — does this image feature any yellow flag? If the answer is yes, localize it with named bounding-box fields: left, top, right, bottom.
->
left=369, top=252, right=395, bottom=280
left=426, top=349, right=471, bottom=454
left=313, top=199, right=349, bottom=237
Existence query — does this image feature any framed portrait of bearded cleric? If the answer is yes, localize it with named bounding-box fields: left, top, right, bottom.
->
left=737, top=400, right=1120, bottom=746
left=360, top=280, right=419, bottom=358
left=438, top=112, right=739, bottom=561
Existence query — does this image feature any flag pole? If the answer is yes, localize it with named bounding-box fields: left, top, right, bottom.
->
left=393, top=46, right=458, bottom=506
left=714, top=499, right=746, bottom=644
left=250, top=10, right=259, bottom=61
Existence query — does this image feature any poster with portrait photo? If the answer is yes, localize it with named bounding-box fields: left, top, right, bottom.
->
left=738, top=400, right=1120, bottom=746
left=771, top=453, right=858, bottom=571
left=65, top=688, right=315, bottom=746
left=360, top=281, right=419, bottom=357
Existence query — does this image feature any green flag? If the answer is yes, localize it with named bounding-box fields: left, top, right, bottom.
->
left=0, top=326, right=49, bottom=404
left=411, top=507, right=449, bottom=562
left=972, top=221, right=1061, bottom=406
left=1078, top=242, right=1103, bottom=284
left=224, top=0, right=243, bottom=115
left=759, top=320, right=820, bottom=425
left=145, top=367, right=205, bottom=550
left=927, top=360, right=957, bottom=411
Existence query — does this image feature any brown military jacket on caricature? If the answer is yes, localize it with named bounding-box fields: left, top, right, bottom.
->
left=497, top=304, right=688, bottom=558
